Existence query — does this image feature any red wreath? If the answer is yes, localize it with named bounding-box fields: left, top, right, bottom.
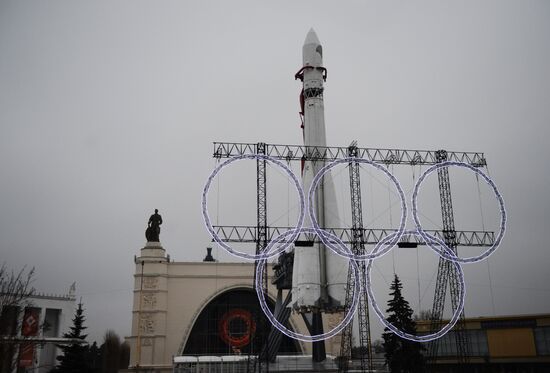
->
left=219, top=308, right=256, bottom=348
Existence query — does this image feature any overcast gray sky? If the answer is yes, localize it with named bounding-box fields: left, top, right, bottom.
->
left=1, top=0, right=549, bottom=344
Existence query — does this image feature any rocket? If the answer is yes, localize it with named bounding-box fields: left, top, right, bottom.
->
left=291, top=29, right=349, bottom=312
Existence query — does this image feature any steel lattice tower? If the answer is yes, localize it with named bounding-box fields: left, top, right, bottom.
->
left=428, top=150, right=470, bottom=370
left=248, top=142, right=269, bottom=373
left=338, top=144, right=373, bottom=373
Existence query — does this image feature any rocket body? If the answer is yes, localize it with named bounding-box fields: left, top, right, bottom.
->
left=291, top=29, right=348, bottom=312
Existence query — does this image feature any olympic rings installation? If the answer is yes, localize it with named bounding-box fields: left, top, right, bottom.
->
left=366, top=230, right=465, bottom=342
left=309, top=157, right=407, bottom=261
left=202, top=154, right=305, bottom=260
left=202, top=154, right=507, bottom=343
left=412, top=161, right=507, bottom=264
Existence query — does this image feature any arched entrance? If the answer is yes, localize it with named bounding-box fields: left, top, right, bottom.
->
left=182, top=288, right=301, bottom=355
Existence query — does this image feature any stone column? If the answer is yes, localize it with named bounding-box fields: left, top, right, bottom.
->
left=129, top=242, right=169, bottom=369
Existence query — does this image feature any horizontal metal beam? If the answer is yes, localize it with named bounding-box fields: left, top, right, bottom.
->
left=213, top=142, right=487, bottom=167
left=211, top=225, right=495, bottom=247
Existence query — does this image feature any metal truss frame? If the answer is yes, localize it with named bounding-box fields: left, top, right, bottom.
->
left=212, top=142, right=486, bottom=371
left=211, top=226, right=495, bottom=247
left=213, top=142, right=486, bottom=166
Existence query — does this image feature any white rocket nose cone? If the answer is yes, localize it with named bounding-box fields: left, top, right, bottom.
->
left=304, top=28, right=320, bottom=46
left=302, top=28, right=323, bottom=66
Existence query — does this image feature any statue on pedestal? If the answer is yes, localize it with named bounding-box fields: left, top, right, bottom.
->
left=145, top=209, right=163, bottom=242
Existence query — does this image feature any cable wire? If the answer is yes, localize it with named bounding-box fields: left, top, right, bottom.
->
left=476, top=171, right=496, bottom=315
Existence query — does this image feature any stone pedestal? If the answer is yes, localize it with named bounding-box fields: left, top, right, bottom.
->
left=128, top=242, right=169, bottom=369
left=139, top=242, right=169, bottom=263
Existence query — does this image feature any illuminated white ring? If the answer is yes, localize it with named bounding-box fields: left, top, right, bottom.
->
left=309, top=157, right=407, bottom=261
left=255, top=227, right=360, bottom=342
left=202, top=154, right=305, bottom=260
left=367, top=230, right=465, bottom=342
left=412, top=161, right=507, bottom=263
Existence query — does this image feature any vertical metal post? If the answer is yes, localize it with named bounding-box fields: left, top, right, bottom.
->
left=256, top=143, right=268, bottom=298
left=249, top=142, right=268, bottom=373
left=338, top=144, right=373, bottom=372
left=428, top=150, right=470, bottom=370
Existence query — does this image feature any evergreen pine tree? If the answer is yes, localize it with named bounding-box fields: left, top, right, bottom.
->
left=382, top=274, right=425, bottom=373
left=50, top=301, right=92, bottom=373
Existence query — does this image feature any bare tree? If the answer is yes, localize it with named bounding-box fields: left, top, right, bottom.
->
left=0, top=263, right=36, bottom=373
left=101, top=330, right=120, bottom=373
left=100, top=330, right=129, bottom=373
left=119, top=341, right=130, bottom=370
left=0, top=263, right=35, bottom=310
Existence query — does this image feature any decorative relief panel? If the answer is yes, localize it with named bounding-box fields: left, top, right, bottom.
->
left=143, top=293, right=157, bottom=309
left=139, top=314, right=155, bottom=334
left=142, top=277, right=158, bottom=290
left=141, top=337, right=153, bottom=346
